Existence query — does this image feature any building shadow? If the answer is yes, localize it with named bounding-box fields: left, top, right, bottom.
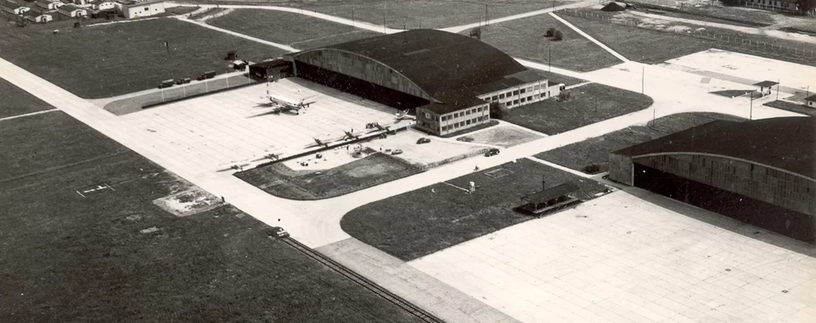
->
left=623, top=187, right=816, bottom=258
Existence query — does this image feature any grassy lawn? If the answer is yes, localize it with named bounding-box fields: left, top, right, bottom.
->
left=0, top=18, right=285, bottom=99
left=236, top=152, right=423, bottom=200
left=480, top=13, right=622, bottom=72
left=306, top=0, right=564, bottom=29
left=764, top=100, right=816, bottom=117
left=560, top=12, right=816, bottom=67
left=559, top=14, right=714, bottom=63
left=0, top=78, right=54, bottom=119
left=208, top=9, right=381, bottom=48
left=341, top=158, right=609, bottom=261
left=535, top=112, right=746, bottom=174
left=502, top=83, right=653, bottom=135
left=0, top=111, right=425, bottom=322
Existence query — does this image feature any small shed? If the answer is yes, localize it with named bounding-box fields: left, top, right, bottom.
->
left=805, top=94, right=816, bottom=109
left=518, top=182, right=581, bottom=215
left=249, top=59, right=293, bottom=80
left=754, top=80, right=778, bottom=96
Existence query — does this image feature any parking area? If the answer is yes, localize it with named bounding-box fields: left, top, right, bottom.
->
left=410, top=190, right=816, bottom=323
left=661, top=49, right=816, bottom=94
left=119, top=77, right=400, bottom=170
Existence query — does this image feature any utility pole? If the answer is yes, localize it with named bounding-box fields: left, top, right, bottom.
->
left=776, top=79, right=780, bottom=101
left=548, top=42, right=552, bottom=72
left=749, top=92, right=754, bottom=120
left=641, top=65, right=645, bottom=94
left=485, top=4, right=488, bottom=26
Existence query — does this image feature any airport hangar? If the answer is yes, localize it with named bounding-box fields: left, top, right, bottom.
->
left=251, top=29, right=565, bottom=136
left=609, top=117, right=816, bottom=243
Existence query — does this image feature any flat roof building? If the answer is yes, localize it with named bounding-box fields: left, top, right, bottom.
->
left=609, top=117, right=816, bottom=242
left=118, top=0, right=164, bottom=18
left=285, top=29, right=564, bottom=136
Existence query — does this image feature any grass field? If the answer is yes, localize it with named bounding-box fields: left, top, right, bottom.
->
left=0, top=78, right=54, bottom=119
left=208, top=9, right=381, bottom=48
left=0, top=111, right=425, bottom=322
left=306, top=0, right=565, bottom=29
left=764, top=100, right=816, bottom=116
left=480, top=13, right=622, bottom=72
left=534, top=112, right=747, bottom=174
left=0, top=18, right=285, bottom=98
left=559, top=14, right=714, bottom=63
left=560, top=12, right=816, bottom=67
left=502, top=83, right=653, bottom=135
left=236, top=153, right=423, bottom=200
left=341, top=158, right=609, bottom=261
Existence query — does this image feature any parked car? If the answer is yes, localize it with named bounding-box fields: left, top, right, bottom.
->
left=391, top=149, right=403, bottom=155
left=416, top=137, right=431, bottom=144
left=158, top=79, right=174, bottom=89
left=267, top=226, right=289, bottom=239
left=196, top=70, right=216, bottom=80
left=485, top=148, right=500, bottom=157
left=175, top=77, right=191, bottom=85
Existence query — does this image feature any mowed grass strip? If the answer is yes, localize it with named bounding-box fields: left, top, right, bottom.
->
left=306, top=0, right=562, bottom=29
left=503, top=83, right=653, bottom=135
left=341, top=158, right=608, bottom=261
left=0, top=112, right=129, bottom=182
left=236, top=153, right=423, bottom=200
left=208, top=9, right=381, bottom=48
left=0, top=110, right=425, bottom=323
left=0, top=19, right=285, bottom=99
left=535, top=112, right=746, bottom=174
left=480, top=13, right=622, bottom=72
left=0, top=78, right=55, bottom=119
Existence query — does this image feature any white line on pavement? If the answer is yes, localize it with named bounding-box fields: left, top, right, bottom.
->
left=549, top=12, right=630, bottom=62
left=0, top=108, right=59, bottom=123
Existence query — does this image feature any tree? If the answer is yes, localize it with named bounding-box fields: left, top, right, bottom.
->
left=545, top=27, right=556, bottom=37
left=553, top=30, right=563, bottom=41
left=489, top=102, right=508, bottom=120
left=718, top=0, right=740, bottom=6
left=797, top=0, right=816, bottom=14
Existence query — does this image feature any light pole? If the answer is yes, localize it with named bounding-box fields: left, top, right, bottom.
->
left=548, top=41, right=552, bottom=72
left=749, top=92, right=754, bottom=120
left=641, top=65, right=645, bottom=94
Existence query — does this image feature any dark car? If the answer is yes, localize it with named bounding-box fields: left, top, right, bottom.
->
left=175, top=77, right=191, bottom=85
left=267, top=226, right=289, bottom=239
left=485, top=148, right=500, bottom=157
left=416, top=137, right=431, bottom=144
left=158, top=79, right=174, bottom=89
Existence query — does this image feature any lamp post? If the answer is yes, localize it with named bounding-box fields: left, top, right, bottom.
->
left=749, top=92, right=754, bottom=120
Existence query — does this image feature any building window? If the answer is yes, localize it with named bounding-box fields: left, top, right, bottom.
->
left=527, top=96, right=533, bottom=101
left=491, top=95, right=498, bottom=101
left=520, top=98, right=526, bottom=103
left=513, top=90, right=519, bottom=96
left=513, top=99, right=519, bottom=105
left=466, top=120, right=471, bottom=125
left=499, top=93, right=505, bottom=99
left=520, top=88, right=526, bottom=94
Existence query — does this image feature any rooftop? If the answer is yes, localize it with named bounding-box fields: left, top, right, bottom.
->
left=614, top=116, right=816, bottom=180
left=754, top=80, right=779, bottom=87
left=805, top=95, right=816, bottom=102
left=21, top=8, right=47, bottom=16
left=295, top=29, right=545, bottom=113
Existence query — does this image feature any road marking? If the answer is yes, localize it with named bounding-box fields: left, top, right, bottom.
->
left=0, top=108, right=59, bottom=123
left=549, top=12, right=630, bottom=63
left=526, top=156, right=592, bottom=178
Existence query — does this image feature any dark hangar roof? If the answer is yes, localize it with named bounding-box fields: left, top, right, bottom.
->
left=319, top=29, right=536, bottom=109
left=614, top=117, right=816, bottom=180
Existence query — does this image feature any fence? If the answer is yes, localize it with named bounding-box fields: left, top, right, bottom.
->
left=104, top=74, right=260, bottom=115
left=556, top=9, right=816, bottom=60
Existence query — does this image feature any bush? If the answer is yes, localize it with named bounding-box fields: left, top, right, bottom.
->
left=545, top=27, right=556, bottom=37
left=555, top=91, right=571, bottom=102
left=553, top=30, right=563, bottom=41
left=489, top=102, right=508, bottom=120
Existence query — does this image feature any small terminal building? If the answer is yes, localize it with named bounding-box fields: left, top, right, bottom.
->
left=281, top=29, right=564, bottom=136
left=609, top=117, right=816, bottom=243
